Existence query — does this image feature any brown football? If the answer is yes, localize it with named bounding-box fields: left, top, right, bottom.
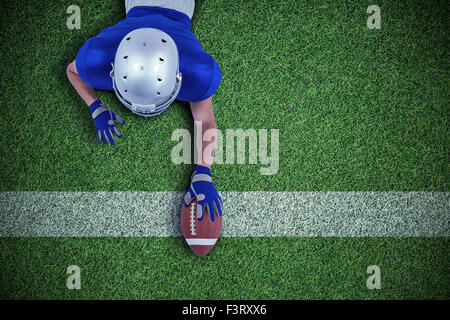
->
left=181, top=199, right=222, bottom=256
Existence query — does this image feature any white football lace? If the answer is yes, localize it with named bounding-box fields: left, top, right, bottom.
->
left=190, top=202, right=196, bottom=236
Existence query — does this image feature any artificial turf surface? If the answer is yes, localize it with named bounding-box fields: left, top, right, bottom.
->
left=1, top=0, right=448, bottom=191
left=1, top=237, right=449, bottom=299
left=0, top=0, right=448, bottom=299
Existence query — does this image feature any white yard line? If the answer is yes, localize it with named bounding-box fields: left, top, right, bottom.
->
left=0, top=192, right=448, bottom=237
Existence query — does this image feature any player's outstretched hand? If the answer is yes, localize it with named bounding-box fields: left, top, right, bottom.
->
left=89, top=100, right=125, bottom=144
left=184, top=165, right=223, bottom=222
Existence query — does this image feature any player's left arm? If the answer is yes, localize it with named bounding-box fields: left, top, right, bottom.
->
left=185, top=96, right=223, bottom=221
left=189, top=96, right=217, bottom=168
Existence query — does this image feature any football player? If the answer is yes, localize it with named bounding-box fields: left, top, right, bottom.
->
left=66, top=0, right=222, bottom=232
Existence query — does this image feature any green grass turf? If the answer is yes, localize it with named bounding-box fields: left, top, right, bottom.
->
left=0, top=0, right=448, bottom=300
left=0, top=0, right=448, bottom=191
left=0, top=237, right=448, bottom=299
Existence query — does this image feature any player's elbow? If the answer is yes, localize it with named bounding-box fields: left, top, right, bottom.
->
left=66, top=64, right=72, bottom=80
left=66, top=60, right=77, bottom=77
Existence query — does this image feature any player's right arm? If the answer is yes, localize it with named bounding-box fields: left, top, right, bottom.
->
left=66, top=60, right=125, bottom=144
left=66, top=60, right=99, bottom=106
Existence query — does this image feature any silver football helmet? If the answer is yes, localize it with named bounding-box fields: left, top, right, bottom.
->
left=110, top=28, right=182, bottom=117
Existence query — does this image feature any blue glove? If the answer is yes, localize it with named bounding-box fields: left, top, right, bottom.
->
left=89, top=100, right=125, bottom=144
left=184, top=165, right=223, bottom=222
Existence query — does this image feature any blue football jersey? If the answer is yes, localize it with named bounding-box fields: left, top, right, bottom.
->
left=76, top=6, right=221, bottom=102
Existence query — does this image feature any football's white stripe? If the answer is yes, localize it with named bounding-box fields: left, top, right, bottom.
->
left=0, top=192, right=448, bottom=237
left=185, top=238, right=217, bottom=246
